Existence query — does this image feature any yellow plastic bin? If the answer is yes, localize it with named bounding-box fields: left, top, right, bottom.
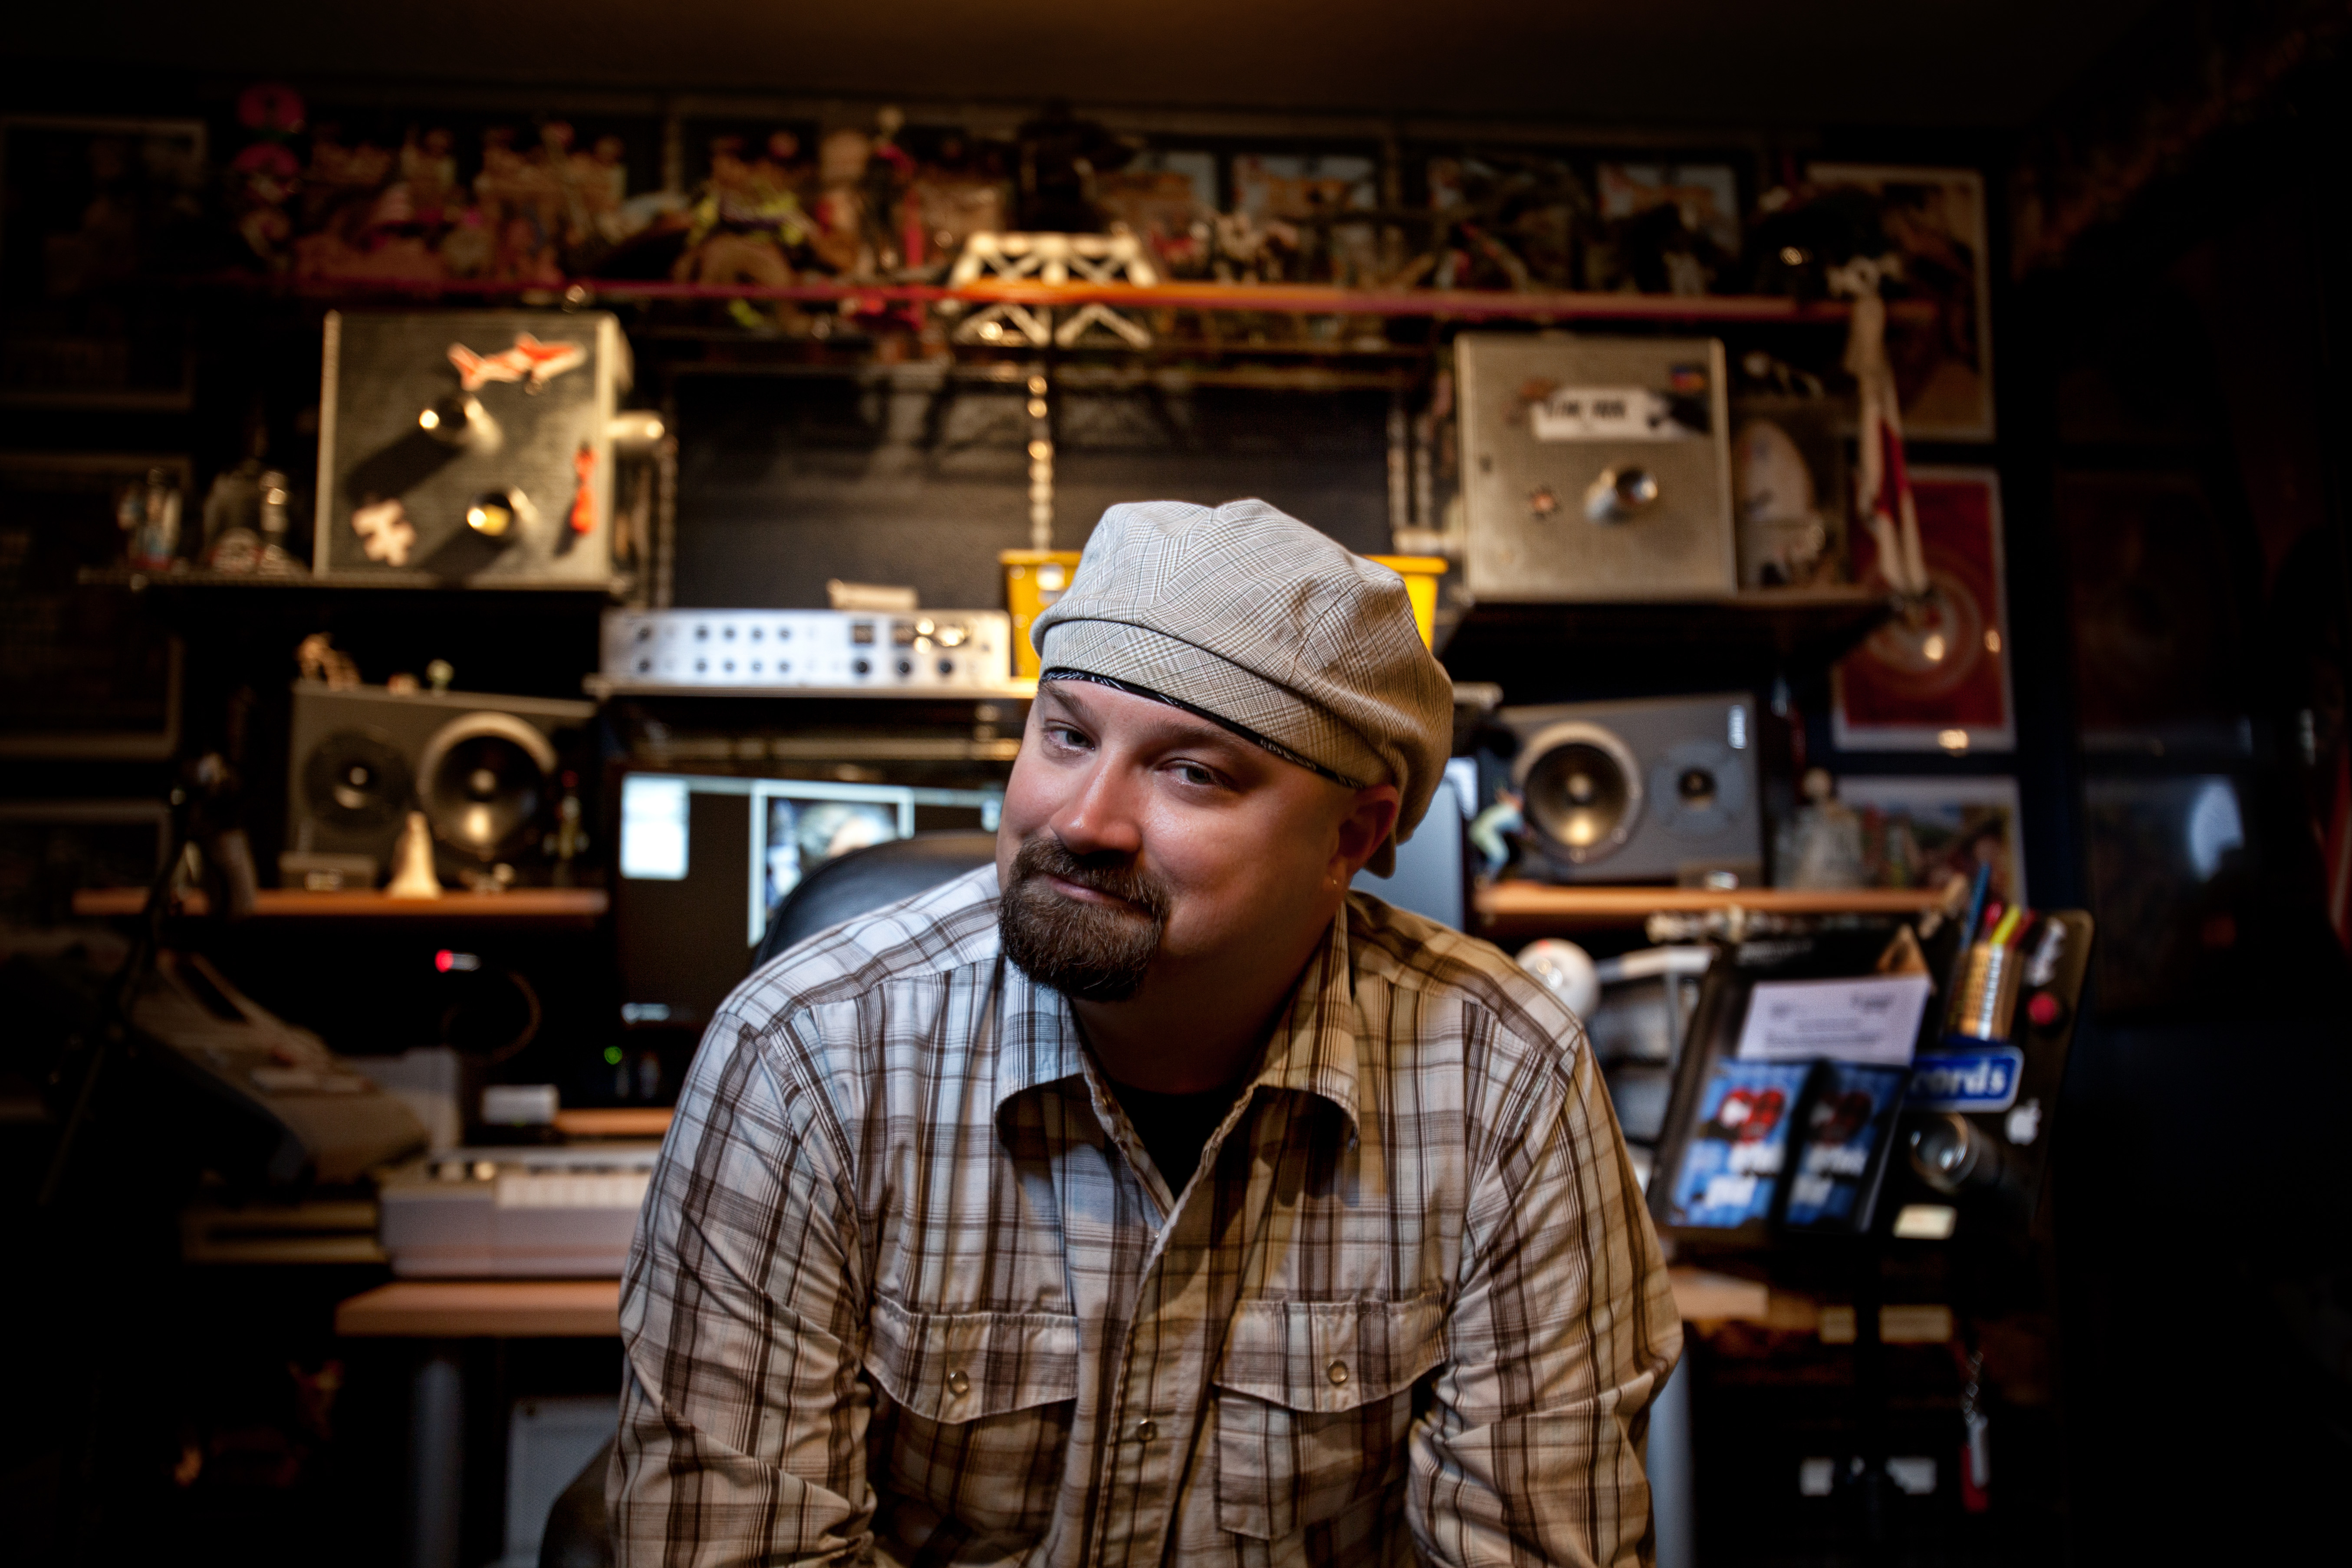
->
left=1000, top=549, right=1084, bottom=677
left=1367, top=555, right=1446, bottom=651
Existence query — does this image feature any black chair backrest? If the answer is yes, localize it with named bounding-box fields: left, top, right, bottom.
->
left=751, top=830, right=999, bottom=972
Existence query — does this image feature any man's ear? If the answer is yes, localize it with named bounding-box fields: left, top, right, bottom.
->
left=1331, top=784, right=1402, bottom=880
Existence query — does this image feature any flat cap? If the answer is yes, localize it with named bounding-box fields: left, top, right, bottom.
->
left=1032, top=498, right=1454, bottom=877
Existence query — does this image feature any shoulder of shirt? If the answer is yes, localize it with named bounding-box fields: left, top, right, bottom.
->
left=719, top=862, right=1003, bottom=1033
left=1344, top=889, right=1587, bottom=1068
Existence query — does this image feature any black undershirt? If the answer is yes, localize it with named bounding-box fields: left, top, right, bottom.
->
left=1109, top=1078, right=1247, bottom=1190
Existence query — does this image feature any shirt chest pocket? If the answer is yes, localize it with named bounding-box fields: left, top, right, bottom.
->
left=864, top=1297, right=1081, bottom=1543
left=1213, top=1295, right=1445, bottom=1541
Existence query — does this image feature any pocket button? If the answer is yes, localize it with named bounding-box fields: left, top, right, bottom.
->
left=1327, top=1360, right=1349, bottom=1387
left=947, top=1369, right=971, bottom=1397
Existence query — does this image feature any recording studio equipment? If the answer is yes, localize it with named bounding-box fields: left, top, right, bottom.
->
left=614, top=772, right=1004, bottom=1030
left=1487, top=694, right=1761, bottom=884
left=316, top=310, right=625, bottom=584
left=376, top=1143, right=658, bottom=1276
left=1586, top=946, right=1714, bottom=1154
left=135, top=952, right=429, bottom=1183
left=1880, top=910, right=2094, bottom=1242
left=1455, top=333, right=1736, bottom=602
left=284, top=681, right=595, bottom=880
left=598, top=608, right=1016, bottom=693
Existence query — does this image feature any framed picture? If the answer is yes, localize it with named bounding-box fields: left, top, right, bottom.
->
left=1833, top=466, right=2014, bottom=752
left=1837, top=774, right=2026, bottom=911
left=0, top=116, right=205, bottom=409
left=1229, top=151, right=1379, bottom=284
left=1806, top=163, right=1994, bottom=441
left=1592, top=161, right=1743, bottom=295
left=1412, top=146, right=1587, bottom=291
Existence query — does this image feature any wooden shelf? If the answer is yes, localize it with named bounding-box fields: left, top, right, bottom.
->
left=1477, top=883, right=1947, bottom=937
left=217, top=271, right=1937, bottom=325
left=79, top=566, right=630, bottom=596
left=72, top=887, right=608, bottom=923
left=335, top=1279, right=620, bottom=1338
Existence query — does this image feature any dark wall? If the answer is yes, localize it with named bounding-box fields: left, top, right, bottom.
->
left=2009, top=51, right=2352, bottom=1558
left=669, top=375, right=1394, bottom=610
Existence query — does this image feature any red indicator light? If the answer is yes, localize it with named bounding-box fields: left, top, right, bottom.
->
left=434, top=950, right=455, bottom=973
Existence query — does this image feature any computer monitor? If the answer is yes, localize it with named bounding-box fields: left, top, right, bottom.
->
left=1352, top=757, right=1476, bottom=930
left=614, top=773, right=1002, bottom=1031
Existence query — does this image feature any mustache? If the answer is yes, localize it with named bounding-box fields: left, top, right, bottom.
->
left=1009, top=837, right=1172, bottom=920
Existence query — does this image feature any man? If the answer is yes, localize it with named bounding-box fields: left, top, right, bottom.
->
left=613, top=499, right=1681, bottom=1566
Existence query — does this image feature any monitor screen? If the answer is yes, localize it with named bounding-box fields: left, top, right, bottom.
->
left=615, top=773, right=1001, bottom=1030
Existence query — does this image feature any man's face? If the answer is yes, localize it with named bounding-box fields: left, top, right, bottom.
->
left=996, top=680, right=1395, bottom=1001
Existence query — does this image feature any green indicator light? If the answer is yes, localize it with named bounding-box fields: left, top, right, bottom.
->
left=603, top=1046, right=624, bottom=1065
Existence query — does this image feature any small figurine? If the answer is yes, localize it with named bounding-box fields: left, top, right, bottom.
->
left=122, top=468, right=183, bottom=570
left=811, top=126, right=874, bottom=276
left=1776, top=769, right=1868, bottom=889
left=386, top=812, right=444, bottom=900
left=569, top=443, right=596, bottom=535
left=296, top=633, right=361, bottom=688
left=1467, top=788, right=1525, bottom=876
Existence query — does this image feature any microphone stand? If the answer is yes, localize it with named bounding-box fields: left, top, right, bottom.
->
left=36, top=753, right=249, bottom=1208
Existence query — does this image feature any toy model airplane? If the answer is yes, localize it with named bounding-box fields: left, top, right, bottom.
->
left=447, top=332, right=587, bottom=393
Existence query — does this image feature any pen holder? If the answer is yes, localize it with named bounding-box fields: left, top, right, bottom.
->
left=1951, top=940, right=2022, bottom=1042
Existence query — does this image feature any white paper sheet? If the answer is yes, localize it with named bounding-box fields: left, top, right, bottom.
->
left=1733, top=973, right=1932, bottom=1066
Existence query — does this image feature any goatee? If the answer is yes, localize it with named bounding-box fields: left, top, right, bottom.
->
left=998, top=836, right=1172, bottom=1002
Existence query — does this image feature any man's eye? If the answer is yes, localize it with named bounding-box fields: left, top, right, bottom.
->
left=1045, top=725, right=1091, bottom=750
left=1174, top=762, right=1220, bottom=788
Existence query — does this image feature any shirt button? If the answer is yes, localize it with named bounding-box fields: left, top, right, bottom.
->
left=1135, top=1418, right=1157, bottom=1441
left=947, top=1369, right=970, bottom=1397
left=1327, top=1360, right=1349, bottom=1387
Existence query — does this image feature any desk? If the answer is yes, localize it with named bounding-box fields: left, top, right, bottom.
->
left=337, top=1279, right=622, bottom=1338
left=339, top=1281, right=622, bottom=1568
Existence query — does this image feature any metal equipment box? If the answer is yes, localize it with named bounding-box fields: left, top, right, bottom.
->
left=1456, top=333, right=1736, bottom=602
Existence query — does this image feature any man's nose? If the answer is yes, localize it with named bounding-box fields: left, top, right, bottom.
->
left=1052, top=753, right=1145, bottom=858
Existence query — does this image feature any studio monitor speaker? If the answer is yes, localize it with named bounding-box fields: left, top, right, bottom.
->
left=285, top=682, right=595, bottom=881
left=1488, top=693, right=1761, bottom=884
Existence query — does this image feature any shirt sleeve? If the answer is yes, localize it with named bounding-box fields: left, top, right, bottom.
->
left=1406, top=1021, right=1684, bottom=1568
left=609, top=1011, right=877, bottom=1566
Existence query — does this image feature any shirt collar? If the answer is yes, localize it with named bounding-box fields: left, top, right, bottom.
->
left=990, top=904, right=1363, bottom=1134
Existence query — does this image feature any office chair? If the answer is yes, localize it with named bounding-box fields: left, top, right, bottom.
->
left=537, top=830, right=999, bottom=1568
left=750, top=829, right=1000, bottom=969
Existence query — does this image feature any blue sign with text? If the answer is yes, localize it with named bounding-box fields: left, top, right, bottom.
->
left=1906, top=1045, right=2026, bottom=1113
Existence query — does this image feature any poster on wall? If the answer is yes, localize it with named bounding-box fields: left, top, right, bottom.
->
left=1833, top=467, right=2014, bottom=752
left=1806, top=163, right=1994, bottom=441
left=1837, top=774, right=2026, bottom=912
left=1230, top=151, right=1378, bottom=283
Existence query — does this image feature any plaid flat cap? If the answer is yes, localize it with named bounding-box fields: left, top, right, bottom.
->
left=1032, top=498, right=1454, bottom=876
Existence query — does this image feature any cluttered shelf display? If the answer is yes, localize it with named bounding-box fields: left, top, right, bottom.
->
left=11, top=86, right=1962, bottom=360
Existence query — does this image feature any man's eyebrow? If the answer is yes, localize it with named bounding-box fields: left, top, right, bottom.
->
left=1036, top=679, right=1262, bottom=763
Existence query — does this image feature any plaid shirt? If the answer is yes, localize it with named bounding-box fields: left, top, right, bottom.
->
left=612, top=866, right=1680, bottom=1566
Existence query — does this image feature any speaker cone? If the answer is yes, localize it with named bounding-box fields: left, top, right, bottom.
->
left=415, top=712, right=558, bottom=860
left=1650, top=738, right=1749, bottom=840
left=1516, top=722, right=1644, bottom=864
left=302, top=727, right=414, bottom=833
